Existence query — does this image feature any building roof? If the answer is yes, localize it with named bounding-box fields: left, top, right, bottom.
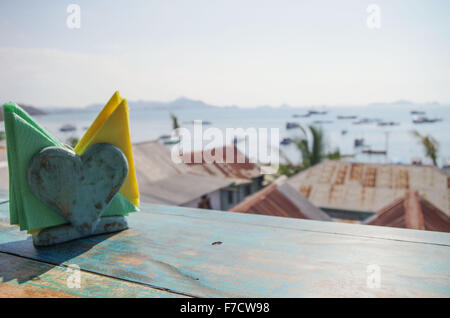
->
left=139, top=174, right=232, bottom=206
left=364, top=191, right=450, bottom=232
left=287, top=160, right=450, bottom=215
left=229, top=176, right=331, bottom=221
left=133, top=141, right=236, bottom=204
left=133, top=141, right=192, bottom=184
left=184, top=145, right=261, bottom=183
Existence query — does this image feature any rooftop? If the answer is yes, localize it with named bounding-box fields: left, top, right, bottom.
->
left=184, top=145, right=261, bottom=184
left=365, top=191, right=450, bottom=232
left=133, top=141, right=234, bottom=205
left=139, top=174, right=232, bottom=205
left=1, top=194, right=449, bottom=297
left=133, top=141, right=192, bottom=184
left=230, top=176, right=331, bottom=221
left=287, top=160, right=450, bottom=215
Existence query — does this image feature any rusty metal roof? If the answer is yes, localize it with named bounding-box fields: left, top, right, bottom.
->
left=364, top=191, right=450, bottom=233
left=229, top=177, right=331, bottom=221
left=133, top=141, right=234, bottom=204
left=184, top=145, right=261, bottom=183
left=287, top=160, right=450, bottom=215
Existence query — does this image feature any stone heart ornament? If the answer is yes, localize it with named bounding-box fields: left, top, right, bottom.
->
left=27, top=143, right=128, bottom=234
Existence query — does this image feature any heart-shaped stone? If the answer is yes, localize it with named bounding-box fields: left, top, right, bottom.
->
left=27, top=143, right=128, bottom=234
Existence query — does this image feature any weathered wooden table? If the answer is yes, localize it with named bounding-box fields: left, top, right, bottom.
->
left=0, top=194, right=449, bottom=297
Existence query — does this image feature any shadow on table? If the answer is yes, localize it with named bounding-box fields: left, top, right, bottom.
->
left=0, top=232, right=118, bottom=284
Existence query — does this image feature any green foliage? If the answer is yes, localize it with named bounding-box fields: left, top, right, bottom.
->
left=170, top=113, right=180, bottom=130
left=277, top=163, right=303, bottom=177
left=278, top=125, right=341, bottom=177
left=326, top=148, right=341, bottom=160
left=411, top=130, right=439, bottom=166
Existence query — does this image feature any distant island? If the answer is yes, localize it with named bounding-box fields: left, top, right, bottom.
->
left=83, top=98, right=444, bottom=112
left=85, top=97, right=216, bottom=112
left=0, top=104, right=46, bottom=121
left=14, top=98, right=448, bottom=115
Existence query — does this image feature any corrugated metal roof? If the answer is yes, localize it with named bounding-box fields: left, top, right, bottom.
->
left=133, top=141, right=235, bottom=205
left=184, top=145, right=261, bottom=183
left=364, top=191, right=450, bottom=232
left=133, top=141, right=192, bottom=184
left=140, top=174, right=232, bottom=206
left=229, top=177, right=331, bottom=221
left=287, top=160, right=450, bottom=215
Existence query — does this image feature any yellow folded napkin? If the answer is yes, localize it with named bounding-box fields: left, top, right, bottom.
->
left=75, top=91, right=140, bottom=206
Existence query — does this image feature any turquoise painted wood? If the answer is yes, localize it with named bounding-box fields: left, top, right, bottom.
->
left=27, top=143, right=128, bottom=234
left=0, top=252, right=184, bottom=297
left=32, top=216, right=128, bottom=247
left=0, top=197, right=449, bottom=297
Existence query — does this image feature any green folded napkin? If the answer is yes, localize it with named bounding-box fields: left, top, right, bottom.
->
left=2, top=102, right=138, bottom=232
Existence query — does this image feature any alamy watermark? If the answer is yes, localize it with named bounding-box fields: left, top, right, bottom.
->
left=170, top=121, right=280, bottom=175
left=66, top=4, right=81, bottom=29
left=366, top=4, right=381, bottom=29
left=366, top=264, right=381, bottom=289
left=66, top=263, right=81, bottom=288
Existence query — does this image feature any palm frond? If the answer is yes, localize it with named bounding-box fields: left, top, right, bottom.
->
left=411, top=130, right=439, bottom=166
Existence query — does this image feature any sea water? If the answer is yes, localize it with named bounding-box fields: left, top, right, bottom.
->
left=32, top=105, right=450, bottom=166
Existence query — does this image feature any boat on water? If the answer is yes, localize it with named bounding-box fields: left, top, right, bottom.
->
left=293, top=110, right=328, bottom=117
left=308, top=110, right=327, bottom=115
left=354, top=138, right=364, bottom=147
left=412, top=116, right=443, bottom=124
left=410, top=110, right=425, bottom=115
left=377, top=121, right=399, bottom=126
left=337, top=115, right=357, bottom=120
left=313, top=120, right=333, bottom=124
left=352, top=118, right=373, bottom=125
left=341, top=130, right=348, bottom=135
left=292, top=113, right=310, bottom=118
left=286, top=122, right=300, bottom=129
left=280, top=138, right=293, bottom=145
left=181, top=120, right=212, bottom=125
left=59, top=124, right=76, bottom=132
left=362, top=149, right=387, bottom=155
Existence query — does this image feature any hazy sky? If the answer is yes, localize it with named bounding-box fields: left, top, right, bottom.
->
left=1, top=0, right=449, bottom=108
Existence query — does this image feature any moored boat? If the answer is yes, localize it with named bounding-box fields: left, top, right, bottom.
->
left=337, top=115, right=357, bottom=119
left=286, top=122, right=300, bottom=129
left=60, top=124, right=76, bottom=132
left=412, top=116, right=442, bottom=124
left=354, top=138, right=364, bottom=147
